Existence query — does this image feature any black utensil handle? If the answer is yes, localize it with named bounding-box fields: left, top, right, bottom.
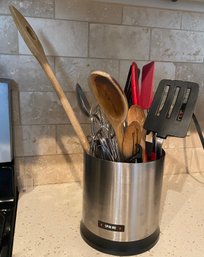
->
left=124, top=63, right=141, bottom=108
left=124, top=64, right=133, bottom=108
left=124, top=144, right=143, bottom=163
left=192, top=113, right=204, bottom=149
left=0, top=213, right=5, bottom=245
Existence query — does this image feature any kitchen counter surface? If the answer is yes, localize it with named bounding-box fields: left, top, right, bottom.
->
left=13, top=172, right=204, bottom=257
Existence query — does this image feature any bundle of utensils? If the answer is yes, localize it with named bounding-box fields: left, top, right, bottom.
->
left=81, top=62, right=155, bottom=163
left=83, top=67, right=199, bottom=163
left=83, top=65, right=200, bottom=163
left=10, top=5, right=201, bottom=165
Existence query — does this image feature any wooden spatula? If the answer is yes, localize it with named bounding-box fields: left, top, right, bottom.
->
left=127, top=105, right=146, bottom=126
left=127, top=105, right=146, bottom=161
left=122, top=121, right=142, bottom=160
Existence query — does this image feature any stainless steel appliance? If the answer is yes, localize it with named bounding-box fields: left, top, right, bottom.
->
left=0, top=79, right=13, bottom=163
left=80, top=143, right=165, bottom=255
left=0, top=79, right=18, bottom=257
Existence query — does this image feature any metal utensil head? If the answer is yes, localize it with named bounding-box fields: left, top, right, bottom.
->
left=76, top=83, right=91, bottom=117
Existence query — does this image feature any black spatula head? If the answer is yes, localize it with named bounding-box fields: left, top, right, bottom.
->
left=144, top=79, right=199, bottom=138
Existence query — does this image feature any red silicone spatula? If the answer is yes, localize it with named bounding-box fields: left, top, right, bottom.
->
left=131, top=62, right=140, bottom=105
left=140, top=61, right=155, bottom=159
left=140, top=61, right=154, bottom=110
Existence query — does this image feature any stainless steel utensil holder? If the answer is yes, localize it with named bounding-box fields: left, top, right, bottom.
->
left=80, top=142, right=165, bottom=256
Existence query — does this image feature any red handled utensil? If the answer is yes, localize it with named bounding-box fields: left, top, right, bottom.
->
left=140, top=61, right=155, bottom=110
left=124, top=63, right=140, bottom=108
left=124, top=61, right=155, bottom=162
left=131, top=62, right=140, bottom=105
left=140, top=61, right=155, bottom=160
left=139, top=61, right=155, bottom=160
left=124, top=61, right=155, bottom=110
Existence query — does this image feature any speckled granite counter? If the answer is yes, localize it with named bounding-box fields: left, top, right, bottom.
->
left=13, top=173, right=204, bottom=257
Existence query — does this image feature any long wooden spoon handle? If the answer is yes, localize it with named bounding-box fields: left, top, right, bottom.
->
left=9, top=5, right=90, bottom=153
left=43, top=64, right=90, bottom=152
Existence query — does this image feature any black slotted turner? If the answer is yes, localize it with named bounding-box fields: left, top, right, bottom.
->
left=144, top=79, right=199, bottom=158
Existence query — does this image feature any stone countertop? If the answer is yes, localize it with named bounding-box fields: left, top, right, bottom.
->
left=13, top=173, right=204, bottom=257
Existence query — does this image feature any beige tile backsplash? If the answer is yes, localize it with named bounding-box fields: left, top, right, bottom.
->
left=89, top=23, right=150, bottom=59
left=14, top=125, right=57, bottom=157
left=182, top=11, right=204, bottom=31
left=16, top=154, right=83, bottom=186
left=0, top=0, right=203, bottom=185
left=0, top=0, right=54, bottom=17
left=0, top=55, right=55, bottom=91
left=55, top=57, right=119, bottom=92
left=55, top=0, right=122, bottom=23
left=151, top=28, right=204, bottom=62
left=0, top=16, right=18, bottom=53
left=18, top=18, right=89, bottom=57
left=122, top=6, right=182, bottom=29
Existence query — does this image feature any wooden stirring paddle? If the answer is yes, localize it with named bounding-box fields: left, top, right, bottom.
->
left=122, top=121, right=142, bottom=160
left=127, top=105, right=146, bottom=126
left=127, top=105, right=146, bottom=162
left=9, top=5, right=90, bottom=153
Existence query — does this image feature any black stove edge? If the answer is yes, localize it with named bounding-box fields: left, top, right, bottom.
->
left=0, top=191, right=18, bottom=257
left=0, top=160, right=18, bottom=257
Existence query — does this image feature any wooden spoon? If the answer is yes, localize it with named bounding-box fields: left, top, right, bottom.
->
left=122, top=121, right=142, bottom=160
left=127, top=105, right=146, bottom=126
left=89, top=71, right=128, bottom=157
left=9, top=5, right=90, bottom=153
left=127, top=105, right=146, bottom=161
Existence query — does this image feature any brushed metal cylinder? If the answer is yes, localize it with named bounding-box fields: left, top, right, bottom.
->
left=81, top=143, right=165, bottom=242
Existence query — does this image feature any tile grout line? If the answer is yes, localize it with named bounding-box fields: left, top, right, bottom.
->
left=87, top=22, right=90, bottom=58
left=1, top=53, right=204, bottom=65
